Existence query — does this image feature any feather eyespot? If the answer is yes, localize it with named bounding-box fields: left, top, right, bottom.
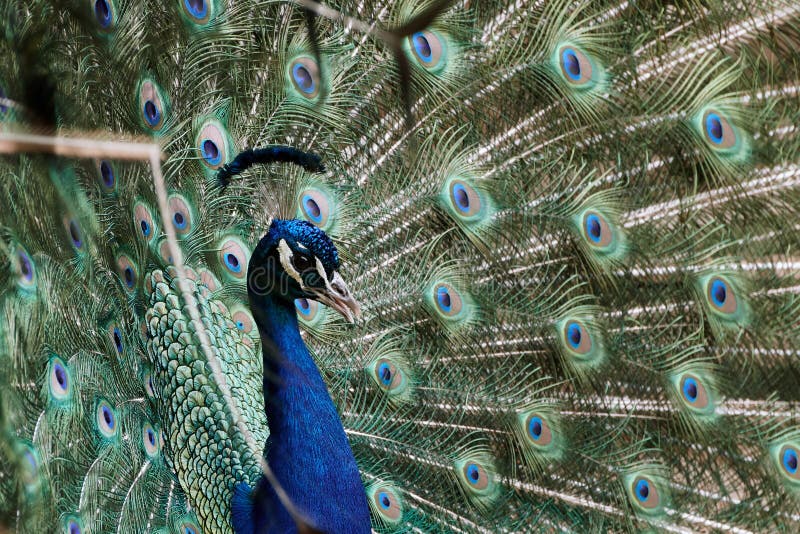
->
left=559, top=46, right=594, bottom=85
left=449, top=179, right=482, bottom=218
left=297, top=184, right=336, bottom=231
left=781, top=445, right=800, bottom=480
left=374, top=359, right=403, bottom=390
left=94, top=0, right=115, bottom=30
left=138, top=79, right=168, bottom=132
left=679, top=374, right=710, bottom=410
left=182, top=0, right=210, bottom=24
left=134, top=202, right=157, bottom=242
left=702, top=110, right=736, bottom=149
left=116, top=255, right=138, bottom=292
left=63, top=217, right=85, bottom=251
left=564, top=320, right=592, bottom=355
left=179, top=522, right=200, bottom=534
left=525, top=414, right=553, bottom=447
left=582, top=211, right=614, bottom=248
left=67, top=518, right=82, bottom=534
left=434, top=283, right=463, bottom=317
left=13, top=246, right=36, bottom=289
left=232, top=309, right=255, bottom=335
left=196, top=120, right=230, bottom=170
left=144, top=372, right=155, bottom=398
left=19, top=444, right=40, bottom=490
left=409, top=31, right=445, bottom=71
left=49, top=357, right=70, bottom=401
left=371, top=486, right=402, bottom=522
left=289, top=57, right=321, bottom=99
left=107, top=324, right=124, bottom=354
left=631, top=476, right=660, bottom=509
left=96, top=400, right=118, bottom=439
left=463, top=462, right=489, bottom=490
left=97, top=160, right=116, bottom=191
left=217, top=237, right=248, bottom=280
left=142, top=422, right=160, bottom=457
left=706, top=276, right=737, bottom=315
left=168, top=194, right=193, bottom=235
left=295, top=298, right=317, bottom=318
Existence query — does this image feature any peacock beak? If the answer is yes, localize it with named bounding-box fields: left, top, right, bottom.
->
left=309, top=271, right=361, bottom=324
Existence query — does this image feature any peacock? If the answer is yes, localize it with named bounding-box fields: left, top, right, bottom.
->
left=1, top=0, right=799, bottom=531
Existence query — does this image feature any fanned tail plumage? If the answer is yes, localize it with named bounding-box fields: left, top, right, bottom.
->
left=1, top=0, right=800, bottom=532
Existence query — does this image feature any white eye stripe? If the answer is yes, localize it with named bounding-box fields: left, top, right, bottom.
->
left=278, top=239, right=305, bottom=288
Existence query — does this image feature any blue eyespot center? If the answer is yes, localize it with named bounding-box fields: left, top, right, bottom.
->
left=303, top=195, right=322, bottom=223
left=436, top=286, right=452, bottom=311
left=682, top=377, right=698, bottom=402
left=784, top=448, right=798, bottom=474
left=69, top=220, right=83, bottom=248
left=54, top=363, right=67, bottom=389
left=113, top=327, right=123, bottom=353
left=528, top=416, right=543, bottom=440
left=705, top=113, right=723, bottom=144
left=100, top=161, right=114, bottom=188
left=412, top=32, right=432, bottom=61
left=224, top=253, right=241, bottom=272
left=292, top=64, right=315, bottom=94
left=710, top=279, right=727, bottom=307
left=68, top=520, right=81, bottom=534
left=378, top=363, right=392, bottom=386
left=18, top=251, right=33, bottom=281
left=143, top=100, right=160, bottom=127
left=124, top=267, right=134, bottom=287
left=296, top=298, right=311, bottom=316
left=562, top=48, right=581, bottom=80
left=185, top=527, right=197, bottom=534
left=378, top=492, right=391, bottom=509
left=173, top=211, right=187, bottom=229
left=585, top=214, right=601, bottom=242
left=140, top=220, right=151, bottom=237
left=635, top=479, right=650, bottom=501
left=452, top=183, right=470, bottom=212
left=202, top=139, right=221, bottom=165
left=147, top=429, right=156, bottom=446
left=0, top=87, right=7, bottom=113
left=184, top=0, right=207, bottom=18
left=102, top=406, right=114, bottom=428
left=466, top=464, right=480, bottom=484
left=566, top=322, right=582, bottom=349
left=94, top=0, right=112, bottom=27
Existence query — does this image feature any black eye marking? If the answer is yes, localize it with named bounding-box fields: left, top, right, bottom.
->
left=292, top=253, right=314, bottom=273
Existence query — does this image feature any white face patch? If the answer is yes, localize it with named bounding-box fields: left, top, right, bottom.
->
left=277, top=239, right=305, bottom=288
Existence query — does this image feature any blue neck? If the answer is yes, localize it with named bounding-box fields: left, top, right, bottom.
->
left=245, top=293, right=370, bottom=533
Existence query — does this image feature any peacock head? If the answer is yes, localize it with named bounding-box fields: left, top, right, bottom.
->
left=247, top=219, right=360, bottom=322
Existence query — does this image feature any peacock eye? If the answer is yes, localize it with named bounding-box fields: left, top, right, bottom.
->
left=68, top=519, right=81, bottom=534
left=706, top=276, right=738, bottom=314
left=564, top=320, right=592, bottom=355
left=168, top=194, right=193, bottom=235
left=142, top=422, right=160, bottom=457
left=409, top=30, right=445, bottom=71
left=781, top=445, right=800, bottom=479
left=94, top=0, right=114, bottom=30
left=525, top=414, right=553, bottom=446
left=631, top=476, right=661, bottom=509
left=98, top=160, right=116, bottom=191
left=289, top=57, right=321, bottom=99
left=49, top=357, right=70, bottom=401
left=196, top=120, right=230, bottom=170
left=182, top=0, right=209, bottom=23
left=138, top=79, right=168, bottom=133
left=558, top=46, right=594, bottom=86
left=64, top=217, right=84, bottom=251
left=96, top=400, right=118, bottom=439
left=292, top=253, right=314, bottom=273
left=702, top=110, right=737, bottom=149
